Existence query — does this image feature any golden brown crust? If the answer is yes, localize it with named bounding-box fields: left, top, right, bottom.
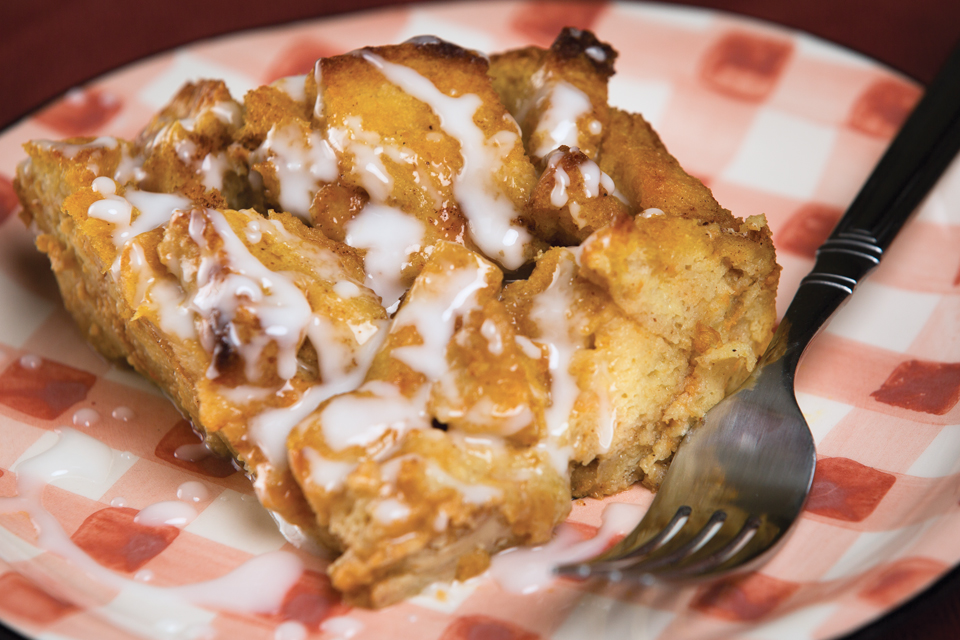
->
left=136, top=80, right=250, bottom=208
left=525, top=146, right=631, bottom=245
left=598, top=108, right=739, bottom=227
left=315, top=41, right=540, bottom=272
left=490, top=27, right=613, bottom=162
left=287, top=242, right=569, bottom=606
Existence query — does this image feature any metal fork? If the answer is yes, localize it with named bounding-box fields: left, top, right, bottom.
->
left=559, top=41, right=960, bottom=584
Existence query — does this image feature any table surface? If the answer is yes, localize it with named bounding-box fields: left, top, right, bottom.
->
left=0, top=1, right=957, bottom=639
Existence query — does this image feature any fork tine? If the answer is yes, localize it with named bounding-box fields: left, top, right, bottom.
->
left=555, top=505, right=692, bottom=581
left=560, top=510, right=766, bottom=582
left=630, top=510, right=728, bottom=572
left=579, top=503, right=692, bottom=569
left=613, top=505, right=692, bottom=560
left=574, top=509, right=726, bottom=577
left=651, top=516, right=763, bottom=579
left=558, top=507, right=716, bottom=579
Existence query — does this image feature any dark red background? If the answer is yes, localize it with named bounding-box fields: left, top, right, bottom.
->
left=2, top=0, right=959, bottom=129
left=0, top=1, right=958, bottom=639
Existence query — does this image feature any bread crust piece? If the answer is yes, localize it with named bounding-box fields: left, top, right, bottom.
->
left=500, top=207, right=778, bottom=497
left=16, top=137, right=389, bottom=549
left=526, top=145, right=632, bottom=245
left=287, top=242, right=569, bottom=607
left=135, top=80, right=254, bottom=209
left=489, top=27, right=616, bottom=161
left=243, top=37, right=544, bottom=292
left=574, top=212, right=778, bottom=494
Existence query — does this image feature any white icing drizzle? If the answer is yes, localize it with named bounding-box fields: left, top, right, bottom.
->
left=363, top=452, right=408, bottom=485
left=199, top=152, right=229, bottom=192
left=271, top=74, right=308, bottom=104
left=313, top=60, right=324, bottom=120
left=536, top=440, right=573, bottom=477
left=373, top=497, right=411, bottom=523
left=275, top=621, right=308, bottom=640
left=514, top=334, right=543, bottom=360
left=569, top=201, right=583, bottom=227
left=326, top=117, right=396, bottom=203
left=72, top=407, right=100, bottom=428
left=149, top=279, right=197, bottom=340
left=579, top=155, right=626, bottom=204
left=531, top=81, right=592, bottom=159
left=543, top=148, right=628, bottom=218
left=309, top=252, right=504, bottom=504
left=579, top=157, right=606, bottom=198
left=390, top=255, right=494, bottom=379
left=244, top=219, right=262, bottom=244
left=126, top=190, right=195, bottom=240
left=187, top=209, right=312, bottom=381
left=348, top=319, right=381, bottom=345
left=344, top=203, right=425, bottom=311
left=92, top=175, right=116, bottom=194
left=114, top=144, right=148, bottom=185
left=112, top=406, right=136, bottom=421
left=585, top=45, right=607, bottom=63
left=134, top=569, right=154, bottom=583
left=480, top=318, right=503, bottom=355
left=248, top=318, right=385, bottom=468
left=461, top=397, right=534, bottom=435
left=303, top=448, right=357, bottom=492
left=134, top=500, right=198, bottom=528
left=319, top=380, right=430, bottom=451
left=87, top=194, right=133, bottom=230
left=595, top=362, right=617, bottom=454
left=424, top=461, right=501, bottom=504
left=0, top=428, right=305, bottom=626
left=254, top=124, right=338, bottom=220
left=529, top=253, right=583, bottom=441
left=177, top=481, right=210, bottom=503
left=489, top=501, right=644, bottom=594
left=177, top=101, right=241, bottom=133
left=175, top=137, right=197, bottom=164
left=19, top=354, right=42, bottom=370
left=333, top=280, right=361, bottom=298
left=320, top=616, right=364, bottom=639
left=87, top=184, right=193, bottom=251
left=206, top=101, right=242, bottom=128
left=215, top=384, right=276, bottom=405
left=549, top=162, right=571, bottom=208
left=174, top=551, right=304, bottom=614
left=361, top=51, right=532, bottom=269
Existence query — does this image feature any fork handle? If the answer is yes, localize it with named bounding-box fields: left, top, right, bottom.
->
left=778, top=40, right=960, bottom=365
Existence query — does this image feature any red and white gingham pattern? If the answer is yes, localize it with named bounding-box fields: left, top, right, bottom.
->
left=1, top=2, right=957, bottom=639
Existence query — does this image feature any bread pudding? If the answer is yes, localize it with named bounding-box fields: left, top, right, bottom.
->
left=14, top=28, right=779, bottom=607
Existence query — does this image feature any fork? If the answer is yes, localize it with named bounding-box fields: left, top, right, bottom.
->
left=559, top=40, right=960, bottom=584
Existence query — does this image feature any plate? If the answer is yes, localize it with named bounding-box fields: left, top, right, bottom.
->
left=0, top=2, right=958, bottom=639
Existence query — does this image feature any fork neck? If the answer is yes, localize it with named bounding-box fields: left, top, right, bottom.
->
left=766, top=247, right=878, bottom=373
left=770, top=42, right=960, bottom=374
